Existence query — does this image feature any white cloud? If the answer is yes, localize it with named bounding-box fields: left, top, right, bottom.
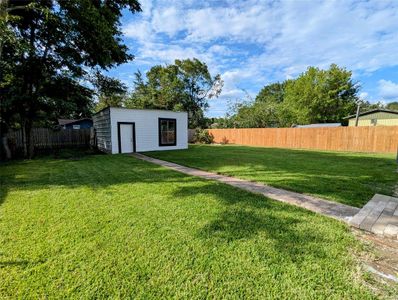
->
left=208, top=45, right=232, bottom=55
left=152, top=7, right=184, bottom=36
left=136, top=42, right=215, bottom=67
left=120, top=0, right=398, bottom=116
left=245, top=0, right=398, bottom=78
left=123, top=21, right=153, bottom=41
left=359, top=92, right=369, bottom=100
left=124, top=0, right=398, bottom=73
left=138, top=0, right=153, bottom=18
left=183, top=5, right=276, bottom=43
left=378, top=80, right=398, bottom=99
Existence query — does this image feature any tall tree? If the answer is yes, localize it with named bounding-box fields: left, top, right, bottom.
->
left=255, top=82, right=287, bottom=104
left=386, top=102, right=398, bottom=111
left=1, top=0, right=141, bottom=158
left=128, top=58, right=223, bottom=128
left=231, top=101, right=281, bottom=128
left=233, top=82, right=289, bottom=128
left=282, top=64, right=359, bottom=125
left=230, top=64, right=361, bottom=128
left=91, top=71, right=128, bottom=112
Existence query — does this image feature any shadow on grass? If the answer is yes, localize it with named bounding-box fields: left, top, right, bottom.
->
left=0, top=251, right=41, bottom=268
left=173, top=183, right=333, bottom=264
left=0, top=260, right=42, bottom=268
left=0, top=189, right=7, bottom=208
left=1, top=153, right=348, bottom=269
left=146, top=145, right=398, bottom=207
left=0, top=154, right=201, bottom=207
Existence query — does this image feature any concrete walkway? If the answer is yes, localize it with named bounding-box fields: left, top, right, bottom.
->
left=133, top=153, right=360, bottom=222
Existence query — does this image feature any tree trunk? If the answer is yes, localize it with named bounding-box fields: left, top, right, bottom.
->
left=1, top=136, right=11, bottom=159
left=21, top=119, right=34, bottom=158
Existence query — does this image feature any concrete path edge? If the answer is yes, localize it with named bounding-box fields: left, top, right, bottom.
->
left=132, top=153, right=360, bottom=223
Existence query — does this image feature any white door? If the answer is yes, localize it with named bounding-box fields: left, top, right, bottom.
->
left=120, top=124, right=134, bottom=153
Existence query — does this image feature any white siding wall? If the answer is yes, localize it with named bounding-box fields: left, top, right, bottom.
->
left=110, top=108, right=188, bottom=153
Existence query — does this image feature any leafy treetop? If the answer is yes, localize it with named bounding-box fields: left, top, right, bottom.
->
left=1, top=0, right=141, bottom=157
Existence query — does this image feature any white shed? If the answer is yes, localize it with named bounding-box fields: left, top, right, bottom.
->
left=93, top=107, right=188, bottom=154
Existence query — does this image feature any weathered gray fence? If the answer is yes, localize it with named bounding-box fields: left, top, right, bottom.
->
left=188, top=129, right=196, bottom=143
left=7, top=128, right=91, bottom=151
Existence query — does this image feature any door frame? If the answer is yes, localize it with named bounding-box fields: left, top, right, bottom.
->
left=117, top=122, right=136, bottom=153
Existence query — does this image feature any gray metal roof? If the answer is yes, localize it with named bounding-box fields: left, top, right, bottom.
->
left=295, top=123, right=341, bottom=128
left=344, top=108, right=398, bottom=119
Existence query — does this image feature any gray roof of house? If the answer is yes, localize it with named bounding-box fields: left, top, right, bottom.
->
left=295, top=123, right=341, bottom=128
left=58, top=118, right=92, bottom=126
left=344, top=108, right=398, bottom=119
left=58, top=119, right=77, bottom=126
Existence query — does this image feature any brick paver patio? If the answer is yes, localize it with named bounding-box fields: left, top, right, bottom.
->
left=350, top=194, right=398, bottom=239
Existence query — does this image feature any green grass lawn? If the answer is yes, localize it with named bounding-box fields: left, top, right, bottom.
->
left=145, top=145, right=398, bottom=207
left=0, top=154, right=379, bottom=298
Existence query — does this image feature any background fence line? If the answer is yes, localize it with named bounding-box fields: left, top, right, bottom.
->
left=7, top=128, right=91, bottom=150
left=207, top=126, right=398, bottom=153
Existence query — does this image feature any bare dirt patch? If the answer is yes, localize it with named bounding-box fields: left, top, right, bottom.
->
left=353, top=229, right=398, bottom=298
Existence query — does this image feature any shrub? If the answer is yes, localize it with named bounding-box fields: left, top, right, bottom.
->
left=193, top=129, right=214, bottom=144
left=220, top=136, right=229, bottom=144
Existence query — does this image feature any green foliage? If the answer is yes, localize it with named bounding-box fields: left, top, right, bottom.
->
left=201, top=117, right=234, bottom=129
left=282, top=64, right=359, bottom=125
left=91, top=71, right=128, bottom=112
left=147, top=145, right=397, bottom=208
left=256, top=82, right=287, bottom=104
left=0, top=154, right=378, bottom=298
left=386, top=102, right=398, bottom=111
left=231, top=64, right=363, bottom=128
left=0, top=0, right=141, bottom=157
left=40, top=75, right=94, bottom=126
left=193, top=129, right=214, bottom=144
left=127, top=58, right=223, bottom=128
left=231, top=100, right=281, bottom=128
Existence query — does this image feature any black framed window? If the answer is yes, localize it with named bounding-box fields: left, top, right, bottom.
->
left=159, top=118, right=177, bottom=146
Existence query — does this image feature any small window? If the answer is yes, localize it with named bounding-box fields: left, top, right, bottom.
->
left=371, top=118, right=377, bottom=126
left=72, top=124, right=80, bottom=130
left=159, top=118, right=176, bottom=146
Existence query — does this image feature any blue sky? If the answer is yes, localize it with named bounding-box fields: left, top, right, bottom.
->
left=108, top=0, right=398, bottom=117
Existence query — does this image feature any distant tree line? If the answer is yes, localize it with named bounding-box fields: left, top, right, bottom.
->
left=211, top=64, right=387, bottom=129
left=83, top=62, right=395, bottom=131
left=386, top=102, right=398, bottom=111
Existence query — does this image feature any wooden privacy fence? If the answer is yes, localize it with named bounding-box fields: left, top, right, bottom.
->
left=7, top=128, right=91, bottom=150
left=208, top=126, right=398, bottom=153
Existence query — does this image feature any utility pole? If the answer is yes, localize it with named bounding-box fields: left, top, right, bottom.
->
left=355, top=101, right=361, bottom=127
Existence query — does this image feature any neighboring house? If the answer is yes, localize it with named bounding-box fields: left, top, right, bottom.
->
left=344, top=109, right=398, bottom=126
left=294, top=123, right=341, bottom=128
left=92, top=107, right=188, bottom=154
left=58, top=118, right=93, bottom=129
